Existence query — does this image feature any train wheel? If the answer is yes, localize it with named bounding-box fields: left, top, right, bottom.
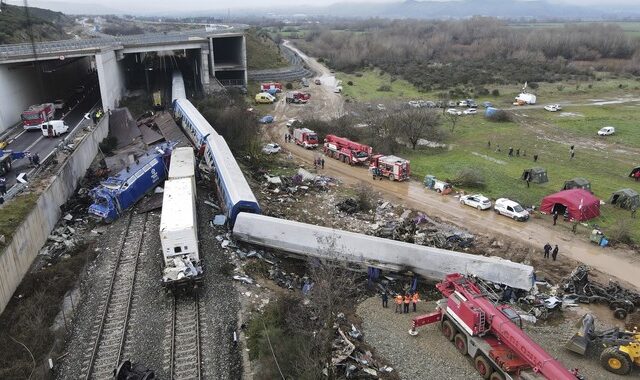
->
left=614, top=308, right=628, bottom=320
left=489, top=372, right=505, bottom=380
left=454, top=333, right=467, bottom=355
left=474, top=356, right=493, bottom=379
left=600, top=347, right=632, bottom=375
left=441, top=320, right=455, bottom=341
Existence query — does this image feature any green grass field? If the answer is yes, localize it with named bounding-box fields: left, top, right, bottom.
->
left=508, top=21, right=640, bottom=38
left=336, top=69, right=426, bottom=102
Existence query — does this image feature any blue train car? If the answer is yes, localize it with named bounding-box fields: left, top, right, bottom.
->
left=173, top=98, right=218, bottom=147
left=89, top=142, right=175, bottom=222
left=204, top=134, right=261, bottom=224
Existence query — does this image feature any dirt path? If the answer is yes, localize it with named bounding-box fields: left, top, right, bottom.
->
left=268, top=42, right=640, bottom=291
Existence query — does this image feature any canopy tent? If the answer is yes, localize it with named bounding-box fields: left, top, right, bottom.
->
left=562, top=178, right=591, bottom=192
left=522, top=167, right=548, bottom=184
left=609, top=188, right=639, bottom=210
left=540, top=189, right=600, bottom=221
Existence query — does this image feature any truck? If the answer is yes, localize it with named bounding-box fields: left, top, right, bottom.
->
left=323, top=135, right=372, bottom=165
left=285, top=91, right=311, bottom=104
left=261, top=82, right=282, bottom=94
left=369, top=154, right=410, bottom=181
left=21, top=103, right=55, bottom=130
left=0, top=149, right=28, bottom=176
left=410, top=273, right=583, bottom=380
left=255, top=92, right=276, bottom=104
left=293, top=128, right=319, bottom=149
left=88, top=141, right=175, bottom=222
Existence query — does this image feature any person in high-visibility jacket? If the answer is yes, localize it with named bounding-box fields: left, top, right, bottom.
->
left=403, top=294, right=411, bottom=313
left=412, top=292, right=420, bottom=312
left=394, top=294, right=403, bottom=313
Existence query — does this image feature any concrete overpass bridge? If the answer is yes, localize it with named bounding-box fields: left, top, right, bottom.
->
left=0, top=29, right=247, bottom=132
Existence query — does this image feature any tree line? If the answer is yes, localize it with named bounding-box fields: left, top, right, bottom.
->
left=297, top=18, right=640, bottom=89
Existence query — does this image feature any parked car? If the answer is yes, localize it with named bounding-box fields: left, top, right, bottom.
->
left=301, top=78, right=309, bottom=87
left=598, top=126, right=615, bottom=136
left=377, top=104, right=386, bottom=111
left=463, top=108, right=477, bottom=115
left=408, top=100, right=420, bottom=108
left=334, top=86, right=343, bottom=93
left=446, top=108, right=462, bottom=116
left=262, top=143, right=281, bottom=154
left=482, top=101, right=493, bottom=108
left=314, top=79, right=321, bottom=85
left=544, top=104, right=559, bottom=112
left=259, top=115, right=274, bottom=124
left=286, top=118, right=299, bottom=128
left=494, top=198, right=529, bottom=221
left=460, top=194, right=492, bottom=210
left=458, top=100, right=469, bottom=107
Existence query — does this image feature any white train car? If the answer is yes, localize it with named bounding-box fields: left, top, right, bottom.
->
left=169, top=146, right=196, bottom=191
left=160, top=148, right=202, bottom=287
left=171, top=71, right=186, bottom=102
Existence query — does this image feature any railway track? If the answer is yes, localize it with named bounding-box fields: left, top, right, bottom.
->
left=82, top=212, right=149, bottom=380
left=170, top=289, right=202, bottom=380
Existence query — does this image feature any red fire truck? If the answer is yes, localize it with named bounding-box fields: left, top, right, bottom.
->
left=260, top=82, right=283, bottom=93
left=21, top=103, right=55, bottom=130
left=285, top=91, right=311, bottom=104
left=369, top=154, right=410, bottom=181
left=323, top=135, right=372, bottom=165
left=410, top=273, right=583, bottom=380
left=293, top=128, right=319, bottom=149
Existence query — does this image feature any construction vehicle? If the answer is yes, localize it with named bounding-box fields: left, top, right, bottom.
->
left=323, top=135, right=372, bottom=165
left=410, top=273, right=583, bottom=380
left=21, top=103, right=55, bottom=130
left=566, top=313, right=640, bottom=375
left=293, top=128, right=319, bottom=149
left=88, top=141, right=175, bottom=222
left=0, top=149, right=29, bottom=176
left=285, top=91, right=310, bottom=104
left=369, top=154, right=410, bottom=181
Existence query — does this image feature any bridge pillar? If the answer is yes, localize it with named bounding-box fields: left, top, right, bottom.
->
left=95, top=49, right=125, bottom=111
left=242, top=35, right=248, bottom=86
left=200, top=49, right=210, bottom=87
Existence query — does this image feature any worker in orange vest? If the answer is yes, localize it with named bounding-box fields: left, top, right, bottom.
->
left=394, top=294, right=403, bottom=313
left=412, top=292, right=420, bottom=312
left=403, top=293, right=411, bottom=313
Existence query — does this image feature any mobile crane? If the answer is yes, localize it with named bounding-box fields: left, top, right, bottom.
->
left=322, top=134, right=372, bottom=165
left=410, top=273, right=583, bottom=380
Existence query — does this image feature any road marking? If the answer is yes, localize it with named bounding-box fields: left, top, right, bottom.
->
left=25, top=135, right=44, bottom=152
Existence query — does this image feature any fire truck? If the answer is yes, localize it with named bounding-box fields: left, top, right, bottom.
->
left=21, top=103, right=55, bottom=130
left=369, top=154, right=410, bottom=181
left=285, top=91, right=311, bottom=104
left=323, top=135, right=372, bottom=165
left=260, top=82, right=283, bottom=94
left=293, top=128, right=319, bottom=149
left=410, top=273, right=583, bottom=380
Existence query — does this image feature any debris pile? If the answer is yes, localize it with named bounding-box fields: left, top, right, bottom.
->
left=262, top=168, right=339, bottom=196
left=562, top=265, right=640, bottom=319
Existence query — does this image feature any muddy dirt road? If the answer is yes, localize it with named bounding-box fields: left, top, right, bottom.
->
left=267, top=41, right=640, bottom=290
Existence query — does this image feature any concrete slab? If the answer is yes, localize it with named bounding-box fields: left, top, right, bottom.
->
left=233, top=213, right=534, bottom=290
left=139, top=124, right=164, bottom=145
left=109, top=108, right=141, bottom=148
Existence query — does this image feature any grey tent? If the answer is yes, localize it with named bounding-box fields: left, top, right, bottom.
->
left=521, top=167, right=548, bottom=184
left=562, top=178, right=591, bottom=192
left=609, top=188, right=640, bottom=209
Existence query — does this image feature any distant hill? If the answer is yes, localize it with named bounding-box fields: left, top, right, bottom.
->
left=0, top=3, right=70, bottom=44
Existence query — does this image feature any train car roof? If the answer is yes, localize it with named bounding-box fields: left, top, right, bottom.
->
left=169, top=147, right=195, bottom=180
left=171, top=71, right=186, bottom=101
left=174, top=98, right=218, bottom=138
left=160, top=178, right=195, bottom=233
left=207, top=134, right=258, bottom=204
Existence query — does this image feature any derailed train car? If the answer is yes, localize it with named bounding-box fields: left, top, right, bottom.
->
left=160, top=147, right=203, bottom=287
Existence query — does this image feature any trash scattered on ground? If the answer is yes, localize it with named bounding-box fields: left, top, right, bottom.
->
left=213, top=215, right=227, bottom=225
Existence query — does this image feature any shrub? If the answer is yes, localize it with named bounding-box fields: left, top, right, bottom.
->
left=486, top=109, right=512, bottom=122
left=99, top=134, right=118, bottom=155
left=377, top=84, right=392, bottom=92
left=607, top=219, right=634, bottom=245
left=528, top=82, right=539, bottom=89
left=285, top=82, right=293, bottom=90
left=347, top=81, right=353, bottom=86
left=450, top=167, right=486, bottom=188
left=491, top=89, right=500, bottom=97
left=354, top=183, right=377, bottom=212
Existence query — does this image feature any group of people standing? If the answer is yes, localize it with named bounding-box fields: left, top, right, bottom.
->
left=381, top=291, right=420, bottom=313
left=543, top=242, right=559, bottom=261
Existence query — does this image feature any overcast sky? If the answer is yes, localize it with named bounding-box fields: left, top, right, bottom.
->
left=13, top=0, right=640, bottom=13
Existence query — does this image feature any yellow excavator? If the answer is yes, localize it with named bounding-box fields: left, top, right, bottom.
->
left=566, top=314, right=640, bottom=375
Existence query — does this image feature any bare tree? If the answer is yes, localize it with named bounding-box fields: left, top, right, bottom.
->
left=445, top=112, right=461, bottom=133
left=390, top=108, right=443, bottom=150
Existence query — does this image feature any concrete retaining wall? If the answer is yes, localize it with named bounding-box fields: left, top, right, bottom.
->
left=233, top=213, right=535, bottom=290
left=0, top=115, right=109, bottom=314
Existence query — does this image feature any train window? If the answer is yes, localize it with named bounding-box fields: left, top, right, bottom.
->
left=174, top=246, right=182, bottom=253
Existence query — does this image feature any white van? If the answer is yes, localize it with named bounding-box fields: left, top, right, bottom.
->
left=41, top=120, right=69, bottom=137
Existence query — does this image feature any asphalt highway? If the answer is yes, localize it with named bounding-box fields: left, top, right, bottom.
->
left=3, top=88, right=101, bottom=188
